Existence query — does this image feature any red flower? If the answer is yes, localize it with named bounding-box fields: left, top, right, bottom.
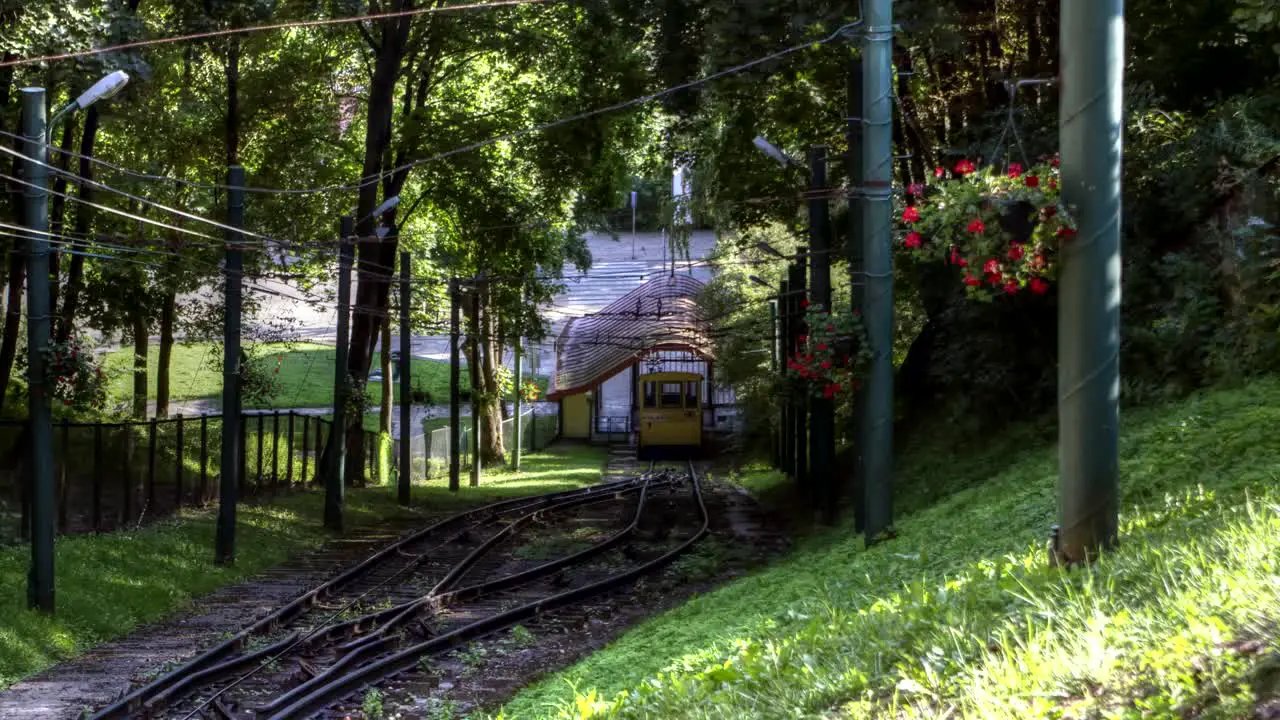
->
left=986, top=272, right=1003, bottom=286
left=955, top=159, right=976, bottom=176
left=1029, top=277, right=1049, bottom=294
left=934, top=167, right=945, bottom=178
left=801, top=298, right=811, bottom=308
left=823, top=384, right=836, bottom=399
left=902, top=206, right=921, bottom=223
left=983, top=258, right=1000, bottom=275
left=964, top=274, right=980, bottom=287
left=798, top=335, right=808, bottom=344
left=907, top=183, right=925, bottom=197
left=804, top=354, right=814, bottom=363
left=1041, top=205, right=1057, bottom=218
left=821, top=360, right=832, bottom=370
left=1004, top=281, right=1019, bottom=294
left=825, top=324, right=834, bottom=332
left=817, top=343, right=828, bottom=352
left=1007, top=162, right=1024, bottom=179
left=967, top=218, right=986, bottom=234
left=1049, top=178, right=1058, bottom=190
left=1007, top=243, right=1025, bottom=261
left=1050, top=154, right=1061, bottom=168
left=1057, top=227, right=1077, bottom=240
left=903, top=231, right=923, bottom=249
left=949, top=248, right=969, bottom=267
left=852, top=309, right=861, bottom=317
left=1025, top=175, right=1040, bottom=188
left=62, top=399, right=71, bottom=406
left=1031, top=253, right=1047, bottom=270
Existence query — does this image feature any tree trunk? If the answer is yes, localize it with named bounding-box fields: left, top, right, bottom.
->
left=132, top=314, right=148, bottom=419
left=0, top=235, right=24, bottom=412
left=56, top=107, right=100, bottom=344
left=156, top=291, right=176, bottom=419
left=478, top=283, right=504, bottom=465
left=339, top=1, right=414, bottom=482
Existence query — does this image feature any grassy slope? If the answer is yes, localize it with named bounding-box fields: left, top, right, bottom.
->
left=0, top=444, right=609, bottom=689
left=498, top=379, right=1280, bottom=719
left=102, top=342, right=459, bottom=409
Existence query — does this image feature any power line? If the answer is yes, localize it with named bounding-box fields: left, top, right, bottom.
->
left=2, top=17, right=864, bottom=196
left=0, top=0, right=560, bottom=69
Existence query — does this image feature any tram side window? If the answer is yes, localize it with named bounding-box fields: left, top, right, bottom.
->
left=660, top=382, right=683, bottom=408
left=685, top=381, right=699, bottom=408
left=643, top=381, right=657, bottom=408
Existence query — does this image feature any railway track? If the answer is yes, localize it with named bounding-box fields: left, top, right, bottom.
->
left=91, top=460, right=708, bottom=719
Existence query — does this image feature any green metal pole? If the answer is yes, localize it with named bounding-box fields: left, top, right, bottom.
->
left=808, top=145, right=836, bottom=523
left=1057, top=0, right=1123, bottom=564
left=326, top=217, right=354, bottom=532
left=861, top=3, right=895, bottom=546
left=768, top=298, right=779, bottom=469
left=512, top=338, right=522, bottom=472
left=398, top=251, right=411, bottom=505
left=449, top=278, right=461, bottom=491
left=215, top=165, right=245, bottom=565
left=469, top=288, right=481, bottom=487
left=21, top=88, right=54, bottom=611
left=788, top=257, right=808, bottom=492
left=847, top=52, right=868, bottom=534
left=779, top=279, right=792, bottom=475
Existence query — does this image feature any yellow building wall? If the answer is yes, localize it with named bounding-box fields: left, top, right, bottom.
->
left=561, top=392, right=591, bottom=439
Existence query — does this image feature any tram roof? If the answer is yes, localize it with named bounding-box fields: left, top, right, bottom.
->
left=546, top=273, right=712, bottom=400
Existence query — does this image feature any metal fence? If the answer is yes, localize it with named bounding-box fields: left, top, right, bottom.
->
left=0, top=411, right=380, bottom=543
left=411, top=403, right=560, bottom=480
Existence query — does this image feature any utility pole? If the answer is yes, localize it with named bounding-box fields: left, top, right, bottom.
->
left=768, top=297, right=780, bottom=469
left=448, top=278, right=461, bottom=492
left=861, top=1, right=896, bottom=545
left=469, top=285, right=481, bottom=487
left=21, top=88, right=54, bottom=610
left=397, top=251, right=411, bottom=505
left=215, top=165, right=245, bottom=565
left=808, top=146, right=836, bottom=523
left=326, top=217, right=354, bottom=532
left=1056, top=0, right=1123, bottom=564
left=779, top=278, right=792, bottom=475
left=847, top=52, right=867, bottom=533
left=630, top=190, right=638, bottom=260
left=788, top=256, right=808, bottom=492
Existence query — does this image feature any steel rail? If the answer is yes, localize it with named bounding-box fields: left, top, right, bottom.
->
left=259, top=466, right=675, bottom=714
left=265, top=462, right=708, bottom=720
left=89, top=476, right=651, bottom=719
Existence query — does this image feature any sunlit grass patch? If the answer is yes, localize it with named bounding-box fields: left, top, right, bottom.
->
left=494, top=379, right=1280, bottom=719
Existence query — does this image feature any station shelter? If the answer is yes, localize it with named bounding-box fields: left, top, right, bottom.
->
left=545, top=274, right=736, bottom=444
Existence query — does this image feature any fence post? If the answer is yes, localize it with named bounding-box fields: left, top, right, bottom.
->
left=271, top=411, right=280, bottom=491
left=239, top=414, right=247, bottom=495
left=175, top=415, right=185, bottom=510
left=122, top=426, right=133, bottom=526
left=147, top=418, right=158, bottom=516
left=92, top=424, right=102, bottom=532
left=57, top=420, right=69, bottom=534
left=256, top=413, right=265, bottom=489
left=199, top=415, right=209, bottom=504
left=286, top=412, right=295, bottom=486
left=301, top=414, right=310, bottom=483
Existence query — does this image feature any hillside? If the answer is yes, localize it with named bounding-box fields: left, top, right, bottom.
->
left=496, top=379, right=1280, bottom=719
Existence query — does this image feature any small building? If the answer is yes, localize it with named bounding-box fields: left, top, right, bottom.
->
left=546, top=274, right=731, bottom=444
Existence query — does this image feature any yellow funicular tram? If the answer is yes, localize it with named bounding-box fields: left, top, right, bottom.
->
left=637, top=371, right=703, bottom=458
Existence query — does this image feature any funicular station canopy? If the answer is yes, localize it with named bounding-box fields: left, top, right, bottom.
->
left=546, top=274, right=717, bottom=440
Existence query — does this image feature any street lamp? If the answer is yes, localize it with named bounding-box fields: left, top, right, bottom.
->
left=752, top=135, right=804, bottom=168
left=22, top=69, right=129, bottom=613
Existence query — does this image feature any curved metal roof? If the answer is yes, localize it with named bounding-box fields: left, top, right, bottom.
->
left=546, top=273, right=711, bottom=400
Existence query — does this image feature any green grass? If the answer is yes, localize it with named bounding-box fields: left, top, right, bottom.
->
left=0, top=443, right=608, bottom=690
left=495, top=379, right=1280, bottom=719
left=102, top=342, right=459, bottom=409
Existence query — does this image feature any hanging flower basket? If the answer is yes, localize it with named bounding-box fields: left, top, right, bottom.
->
left=898, top=155, right=1076, bottom=300
left=784, top=302, right=872, bottom=400
left=519, top=380, right=541, bottom=403
left=42, top=340, right=108, bottom=410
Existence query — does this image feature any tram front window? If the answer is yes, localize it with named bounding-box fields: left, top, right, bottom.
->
left=660, top=382, right=683, bottom=408
left=685, top=381, right=699, bottom=408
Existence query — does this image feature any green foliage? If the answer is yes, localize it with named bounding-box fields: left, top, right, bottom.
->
left=496, top=378, right=1280, bottom=719
left=361, top=687, right=384, bottom=720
